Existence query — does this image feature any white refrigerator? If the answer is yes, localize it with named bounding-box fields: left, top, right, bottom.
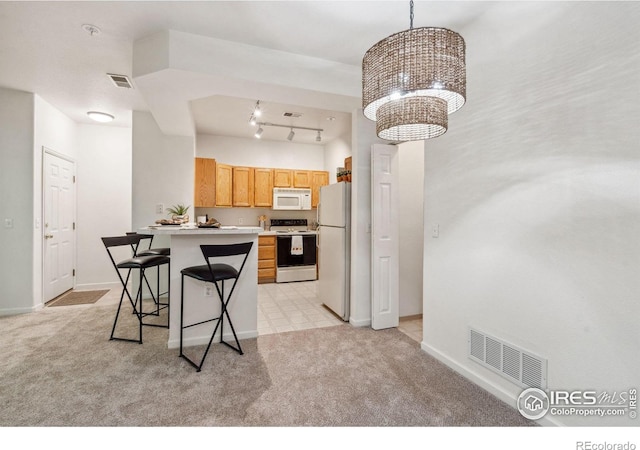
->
left=317, top=182, right=351, bottom=321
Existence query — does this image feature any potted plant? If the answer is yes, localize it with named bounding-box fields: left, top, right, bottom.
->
left=166, top=204, right=190, bottom=223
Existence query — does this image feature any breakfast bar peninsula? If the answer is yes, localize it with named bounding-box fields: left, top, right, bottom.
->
left=141, top=225, right=261, bottom=349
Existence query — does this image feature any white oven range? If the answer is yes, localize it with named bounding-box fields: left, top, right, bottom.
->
left=269, top=219, right=317, bottom=283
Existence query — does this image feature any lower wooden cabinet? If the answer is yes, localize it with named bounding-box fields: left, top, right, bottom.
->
left=258, top=235, right=276, bottom=284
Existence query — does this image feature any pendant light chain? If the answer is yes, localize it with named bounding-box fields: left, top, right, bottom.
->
left=409, top=0, right=414, bottom=29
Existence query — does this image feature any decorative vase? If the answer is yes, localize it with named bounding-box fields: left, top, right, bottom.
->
left=172, top=214, right=189, bottom=224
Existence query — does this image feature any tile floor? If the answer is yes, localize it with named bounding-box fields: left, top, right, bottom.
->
left=398, top=315, right=423, bottom=343
left=258, top=280, right=424, bottom=343
left=258, top=281, right=344, bottom=335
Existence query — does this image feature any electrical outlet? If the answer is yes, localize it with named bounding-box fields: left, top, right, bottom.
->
left=156, top=203, right=164, bottom=214
left=4, top=218, right=13, bottom=229
left=204, top=285, right=214, bottom=297
left=238, top=217, right=244, bottom=225
left=432, top=223, right=439, bottom=238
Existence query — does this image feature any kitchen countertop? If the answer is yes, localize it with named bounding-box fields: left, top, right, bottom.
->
left=141, top=225, right=262, bottom=235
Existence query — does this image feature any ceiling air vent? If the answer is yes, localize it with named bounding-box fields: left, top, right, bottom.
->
left=107, top=73, right=133, bottom=89
left=283, top=112, right=302, bottom=118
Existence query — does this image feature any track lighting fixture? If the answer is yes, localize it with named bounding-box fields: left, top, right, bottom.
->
left=253, top=122, right=324, bottom=143
left=248, top=100, right=262, bottom=125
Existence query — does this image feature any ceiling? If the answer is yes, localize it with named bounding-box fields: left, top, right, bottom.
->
left=0, top=1, right=494, bottom=143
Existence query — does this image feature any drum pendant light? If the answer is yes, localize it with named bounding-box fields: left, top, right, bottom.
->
left=362, top=0, right=466, bottom=141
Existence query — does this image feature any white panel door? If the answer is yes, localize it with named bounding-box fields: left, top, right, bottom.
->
left=44, top=151, right=75, bottom=302
left=371, top=144, right=399, bottom=330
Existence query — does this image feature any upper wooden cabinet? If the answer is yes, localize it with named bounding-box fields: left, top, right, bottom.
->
left=232, top=166, right=255, bottom=207
left=273, top=169, right=293, bottom=187
left=193, top=158, right=329, bottom=209
left=293, top=170, right=312, bottom=188
left=311, top=171, right=329, bottom=208
left=194, top=157, right=216, bottom=208
left=254, top=168, right=273, bottom=208
left=215, top=163, right=233, bottom=207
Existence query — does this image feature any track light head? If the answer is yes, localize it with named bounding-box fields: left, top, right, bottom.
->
left=249, top=115, right=256, bottom=126
left=254, top=101, right=262, bottom=117
left=287, top=129, right=295, bottom=141
left=316, top=130, right=322, bottom=142
left=255, top=127, right=264, bottom=138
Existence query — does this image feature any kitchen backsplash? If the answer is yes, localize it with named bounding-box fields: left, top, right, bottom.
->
left=195, top=207, right=317, bottom=229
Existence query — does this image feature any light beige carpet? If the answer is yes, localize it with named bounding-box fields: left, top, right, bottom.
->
left=47, top=290, right=109, bottom=307
left=0, top=301, right=535, bottom=427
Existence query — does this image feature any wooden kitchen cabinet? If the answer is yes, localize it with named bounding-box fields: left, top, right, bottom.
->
left=254, top=168, right=273, bottom=207
left=232, top=166, right=254, bottom=207
left=311, top=170, right=329, bottom=208
left=258, top=235, right=276, bottom=283
left=215, top=163, right=233, bottom=207
left=293, top=170, right=312, bottom=188
left=194, top=157, right=216, bottom=208
left=273, top=169, right=293, bottom=187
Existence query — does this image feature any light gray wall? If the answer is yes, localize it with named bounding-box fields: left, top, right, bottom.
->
left=323, top=134, right=351, bottom=181
left=421, top=2, right=640, bottom=426
left=0, top=87, right=34, bottom=314
left=132, top=111, right=195, bottom=252
left=398, top=141, right=424, bottom=317
left=76, top=122, right=132, bottom=289
left=349, top=110, right=387, bottom=326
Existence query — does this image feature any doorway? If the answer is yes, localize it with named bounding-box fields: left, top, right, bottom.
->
left=43, top=149, right=76, bottom=303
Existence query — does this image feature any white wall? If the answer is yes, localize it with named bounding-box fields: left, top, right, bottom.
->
left=76, top=122, right=133, bottom=290
left=0, top=87, right=34, bottom=314
left=349, top=110, right=387, bottom=326
left=398, top=141, right=424, bottom=317
left=197, top=134, right=324, bottom=169
left=421, top=2, right=640, bottom=426
left=323, top=134, right=351, bottom=182
left=33, top=95, right=77, bottom=308
left=132, top=111, right=195, bottom=251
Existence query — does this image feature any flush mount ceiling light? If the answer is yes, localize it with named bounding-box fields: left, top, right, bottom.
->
left=87, top=111, right=114, bottom=123
left=82, top=24, right=101, bottom=36
left=362, top=0, right=466, bottom=141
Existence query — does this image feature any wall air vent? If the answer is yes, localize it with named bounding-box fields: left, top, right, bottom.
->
left=283, top=112, right=302, bottom=118
left=107, top=73, right=133, bottom=89
left=468, top=327, right=547, bottom=389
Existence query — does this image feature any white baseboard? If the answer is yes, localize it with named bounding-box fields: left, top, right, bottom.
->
left=168, top=329, right=258, bottom=350
left=349, top=316, right=371, bottom=327
left=421, top=341, right=563, bottom=427
left=0, top=305, right=39, bottom=316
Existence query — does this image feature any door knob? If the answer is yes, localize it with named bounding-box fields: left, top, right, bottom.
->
left=44, top=234, right=54, bottom=239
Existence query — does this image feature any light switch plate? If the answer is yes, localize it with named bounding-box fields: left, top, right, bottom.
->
left=4, top=218, right=13, bottom=229
left=155, top=203, right=164, bottom=214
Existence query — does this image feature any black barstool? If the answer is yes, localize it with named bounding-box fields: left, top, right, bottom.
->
left=126, top=232, right=170, bottom=309
left=179, top=242, right=253, bottom=372
left=102, top=235, right=170, bottom=344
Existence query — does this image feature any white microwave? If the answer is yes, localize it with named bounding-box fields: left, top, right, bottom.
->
left=273, top=188, right=312, bottom=210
